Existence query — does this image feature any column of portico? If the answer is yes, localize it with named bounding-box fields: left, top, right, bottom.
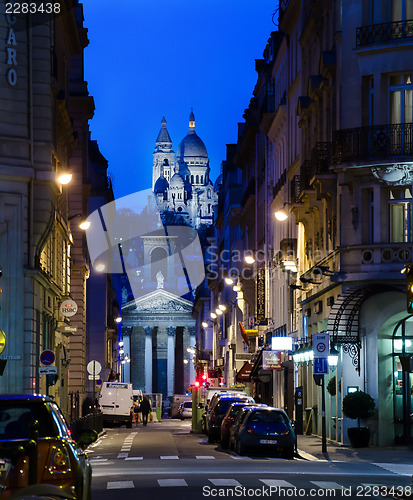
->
left=144, top=326, right=153, bottom=394
left=166, top=326, right=176, bottom=397
left=187, top=326, right=196, bottom=385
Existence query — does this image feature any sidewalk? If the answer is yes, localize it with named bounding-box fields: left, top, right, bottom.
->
left=296, top=433, right=413, bottom=464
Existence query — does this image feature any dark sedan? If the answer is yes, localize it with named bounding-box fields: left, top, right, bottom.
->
left=207, top=395, right=254, bottom=443
left=235, top=407, right=296, bottom=459
left=221, top=402, right=263, bottom=449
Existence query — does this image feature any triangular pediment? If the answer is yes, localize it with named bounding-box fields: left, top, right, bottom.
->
left=121, top=289, right=193, bottom=314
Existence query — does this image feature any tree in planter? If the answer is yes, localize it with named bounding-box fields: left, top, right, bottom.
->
left=342, top=391, right=375, bottom=447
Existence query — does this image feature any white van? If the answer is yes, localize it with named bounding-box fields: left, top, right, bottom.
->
left=99, top=382, right=134, bottom=428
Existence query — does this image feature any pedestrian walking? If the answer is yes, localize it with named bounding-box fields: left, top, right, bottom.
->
left=140, top=396, right=151, bottom=426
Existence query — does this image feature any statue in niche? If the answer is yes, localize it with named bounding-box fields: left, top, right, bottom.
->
left=156, top=271, right=164, bottom=289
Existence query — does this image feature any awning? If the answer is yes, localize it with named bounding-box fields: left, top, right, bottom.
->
left=235, top=362, right=253, bottom=382
left=326, top=284, right=402, bottom=373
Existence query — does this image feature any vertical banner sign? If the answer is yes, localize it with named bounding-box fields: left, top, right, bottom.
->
left=256, top=268, right=265, bottom=322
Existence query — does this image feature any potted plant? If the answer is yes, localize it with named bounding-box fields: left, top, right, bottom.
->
left=342, top=390, right=375, bottom=447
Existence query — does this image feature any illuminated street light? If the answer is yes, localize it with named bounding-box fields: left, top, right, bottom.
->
left=215, top=308, right=223, bottom=316
left=224, top=277, right=234, bottom=285
left=210, top=312, right=217, bottom=319
left=115, top=316, right=122, bottom=323
left=218, top=304, right=226, bottom=311
left=94, top=263, right=105, bottom=272
left=244, top=254, right=255, bottom=264
left=274, top=206, right=288, bottom=221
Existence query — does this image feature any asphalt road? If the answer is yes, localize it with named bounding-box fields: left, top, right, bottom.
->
left=89, top=420, right=412, bottom=500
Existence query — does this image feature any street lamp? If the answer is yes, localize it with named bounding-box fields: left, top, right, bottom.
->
left=274, top=203, right=289, bottom=221
left=68, top=214, right=90, bottom=230
left=328, top=345, right=339, bottom=367
left=57, top=167, right=72, bottom=185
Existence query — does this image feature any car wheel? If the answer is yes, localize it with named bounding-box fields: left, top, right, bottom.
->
left=207, top=432, right=214, bottom=443
left=283, top=446, right=295, bottom=460
left=221, top=436, right=228, bottom=449
left=236, top=439, right=246, bottom=456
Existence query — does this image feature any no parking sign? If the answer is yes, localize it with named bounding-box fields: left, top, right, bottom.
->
left=313, top=333, right=329, bottom=358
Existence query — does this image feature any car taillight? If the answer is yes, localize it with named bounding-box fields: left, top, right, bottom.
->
left=246, top=427, right=255, bottom=434
left=49, top=445, right=71, bottom=474
left=281, top=429, right=290, bottom=435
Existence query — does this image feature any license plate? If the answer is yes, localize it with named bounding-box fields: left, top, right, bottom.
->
left=259, top=439, right=277, bottom=444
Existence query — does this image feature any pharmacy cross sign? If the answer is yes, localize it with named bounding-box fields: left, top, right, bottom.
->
left=313, top=333, right=329, bottom=359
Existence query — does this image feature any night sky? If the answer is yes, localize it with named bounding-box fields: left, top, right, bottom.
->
left=82, top=0, right=277, bottom=199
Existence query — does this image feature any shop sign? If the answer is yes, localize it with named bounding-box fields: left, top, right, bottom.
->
left=262, top=350, right=282, bottom=370
left=60, top=299, right=78, bottom=317
left=235, top=362, right=253, bottom=382
left=5, top=12, right=17, bottom=86
left=256, top=268, right=265, bottom=322
left=235, top=353, right=252, bottom=361
left=245, top=329, right=259, bottom=337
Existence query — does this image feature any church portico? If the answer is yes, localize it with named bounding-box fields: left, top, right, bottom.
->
left=122, top=289, right=195, bottom=398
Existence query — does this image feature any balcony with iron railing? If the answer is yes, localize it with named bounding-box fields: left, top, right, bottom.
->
left=332, top=123, right=413, bottom=164
left=356, top=19, right=413, bottom=47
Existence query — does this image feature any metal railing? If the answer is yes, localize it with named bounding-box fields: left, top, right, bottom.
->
left=69, top=410, right=103, bottom=442
left=332, top=123, right=413, bottom=163
left=356, top=19, right=413, bottom=47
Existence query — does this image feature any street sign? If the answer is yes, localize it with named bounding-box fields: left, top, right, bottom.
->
left=0, top=330, right=6, bottom=355
left=96, top=378, right=103, bottom=386
left=59, top=325, right=77, bottom=334
left=40, top=350, right=55, bottom=366
left=39, top=366, right=57, bottom=375
left=88, top=375, right=99, bottom=380
left=313, top=333, right=329, bottom=358
left=87, top=360, right=102, bottom=375
left=313, top=357, right=329, bottom=374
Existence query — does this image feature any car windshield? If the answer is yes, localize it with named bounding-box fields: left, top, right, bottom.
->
left=218, top=399, right=248, bottom=414
left=183, top=402, right=192, bottom=408
left=0, top=401, right=59, bottom=439
left=248, top=411, right=288, bottom=425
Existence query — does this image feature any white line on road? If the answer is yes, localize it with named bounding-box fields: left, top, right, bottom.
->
left=107, top=481, right=134, bottom=489
left=89, top=459, right=108, bottom=463
left=125, top=457, right=143, bottom=460
left=160, top=455, right=179, bottom=460
left=158, top=479, right=188, bottom=487
left=297, top=449, right=325, bottom=461
left=311, top=481, right=345, bottom=489
left=196, top=456, right=216, bottom=459
left=260, top=480, right=295, bottom=488
left=117, top=453, right=129, bottom=458
left=209, top=479, right=242, bottom=486
left=373, top=463, right=413, bottom=476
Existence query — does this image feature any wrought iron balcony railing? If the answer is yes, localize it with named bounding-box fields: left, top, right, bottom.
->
left=332, top=122, right=413, bottom=164
left=356, top=19, right=413, bottom=47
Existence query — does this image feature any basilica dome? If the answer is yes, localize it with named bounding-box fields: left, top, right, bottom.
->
left=154, top=175, right=169, bottom=194
left=176, top=109, right=208, bottom=160
left=169, top=172, right=185, bottom=188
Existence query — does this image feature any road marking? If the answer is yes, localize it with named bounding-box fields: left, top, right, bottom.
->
left=89, top=459, right=108, bottom=463
left=297, top=449, right=325, bottom=461
left=264, top=457, right=286, bottom=461
left=107, top=481, right=134, bottom=489
left=373, top=463, right=413, bottom=476
left=117, top=453, right=129, bottom=458
left=125, top=457, right=143, bottom=460
left=160, top=455, right=179, bottom=460
left=260, top=480, right=294, bottom=488
left=196, top=455, right=216, bottom=459
left=311, top=481, right=344, bottom=489
left=158, top=479, right=188, bottom=487
left=230, top=455, right=252, bottom=460
left=209, top=479, right=242, bottom=486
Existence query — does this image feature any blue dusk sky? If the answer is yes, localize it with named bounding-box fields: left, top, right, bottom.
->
left=82, top=0, right=277, bottom=199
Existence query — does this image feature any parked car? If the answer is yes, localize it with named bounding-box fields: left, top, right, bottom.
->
left=0, top=394, right=97, bottom=499
left=235, top=407, right=296, bottom=459
left=229, top=405, right=263, bottom=451
left=201, top=388, right=249, bottom=433
left=220, top=402, right=261, bottom=448
left=207, top=394, right=254, bottom=443
left=177, top=401, right=192, bottom=420
left=99, top=382, right=134, bottom=428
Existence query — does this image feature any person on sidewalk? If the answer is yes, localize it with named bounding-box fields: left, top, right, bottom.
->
left=140, top=396, right=151, bottom=426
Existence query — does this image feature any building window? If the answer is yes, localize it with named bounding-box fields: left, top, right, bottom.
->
left=389, top=188, right=413, bottom=242
left=196, top=175, right=199, bottom=184
left=389, top=73, right=412, bottom=124
left=208, top=204, right=211, bottom=214
left=391, top=0, right=413, bottom=22
left=191, top=175, right=194, bottom=184
left=207, top=189, right=211, bottom=199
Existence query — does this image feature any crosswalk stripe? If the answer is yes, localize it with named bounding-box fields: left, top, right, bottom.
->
left=373, top=463, right=413, bottom=476
left=260, top=480, right=294, bottom=488
left=196, top=456, right=216, bottom=459
left=117, top=453, right=128, bottom=458
left=209, top=479, right=242, bottom=486
left=107, top=481, right=134, bottom=490
left=158, top=479, right=188, bottom=487
left=230, top=455, right=252, bottom=460
left=125, top=457, right=143, bottom=460
left=311, top=481, right=345, bottom=489
left=89, top=458, right=108, bottom=463
left=160, top=455, right=179, bottom=460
